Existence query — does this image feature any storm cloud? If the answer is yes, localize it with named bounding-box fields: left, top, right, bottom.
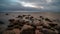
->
left=0, top=0, right=60, bottom=12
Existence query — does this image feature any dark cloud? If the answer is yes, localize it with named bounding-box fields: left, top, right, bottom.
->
left=0, top=0, right=60, bottom=12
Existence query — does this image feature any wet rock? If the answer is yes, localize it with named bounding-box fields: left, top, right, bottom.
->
left=30, top=16, right=34, bottom=19
left=16, top=15, right=23, bottom=19
left=40, top=16, right=43, bottom=18
left=3, top=30, right=15, bottom=34
left=35, top=29, right=43, bottom=34
left=3, top=14, right=60, bottom=34
left=5, top=13, right=9, bottom=15
left=45, top=18, right=52, bottom=22
left=13, top=23, right=19, bottom=25
left=49, top=23, right=57, bottom=27
left=53, top=20, right=57, bottom=22
left=6, top=27, right=14, bottom=30
left=43, top=25, right=51, bottom=29
left=54, top=26, right=60, bottom=33
left=22, top=15, right=26, bottom=17
left=9, top=19, right=15, bottom=23
left=25, top=17, right=29, bottom=19
left=13, top=28, right=20, bottom=34
left=14, top=25, right=19, bottom=28
left=58, top=33, right=60, bottom=34
left=38, top=19, right=41, bottom=21
left=21, top=24, right=33, bottom=30
left=8, top=25, right=14, bottom=28
left=42, top=28, right=58, bottom=34
left=0, top=32, right=3, bottom=34
left=39, top=16, right=44, bottom=20
left=27, top=15, right=31, bottom=16
left=25, top=21, right=30, bottom=23
left=20, top=28, right=35, bottom=34
left=36, top=26, right=43, bottom=30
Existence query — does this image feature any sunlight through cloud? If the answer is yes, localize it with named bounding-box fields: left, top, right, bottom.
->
left=16, top=1, right=44, bottom=9
left=46, top=0, right=52, bottom=3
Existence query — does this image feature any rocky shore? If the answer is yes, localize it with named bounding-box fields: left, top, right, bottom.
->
left=0, top=12, right=60, bottom=34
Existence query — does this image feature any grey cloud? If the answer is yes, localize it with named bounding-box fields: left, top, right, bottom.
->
left=0, top=0, right=60, bottom=12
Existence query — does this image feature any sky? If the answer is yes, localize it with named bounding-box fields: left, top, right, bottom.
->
left=0, top=0, right=60, bottom=12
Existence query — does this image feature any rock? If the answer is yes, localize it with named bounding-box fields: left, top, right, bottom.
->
left=54, top=26, right=60, bottom=33
left=49, top=23, right=57, bottom=27
left=45, top=18, right=52, bottom=22
left=3, top=30, right=15, bottom=34
left=13, top=25, right=19, bottom=28
left=5, top=13, right=9, bottom=15
left=30, top=16, right=34, bottom=19
left=39, top=16, right=44, bottom=20
left=16, top=15, right=23, bottom=19
left=13, top=28, right=20, bottom=34
left=27, top=15, right=31, bottom=16
left=35, top=29, right=43, bottom=34
left=22, top=15, right=26, bottom=17
left=6, top=27, right=14, bottom=30
left=0, top=32, right=3, bottom=34
left=25, top=17, right=29, bottom=19
left=42, top=25, right=51, bottom=29
left=42, top=28, right=58, bottom=34
left=8, top=25, right=14, bottom=28
left=21, top=24, right=33, bottom=30
left=2, top=14, right=60, bottom=34
left=40, top=16, right=43, bottom=18
left=20, top=28, right=35, bottom=34
left=9, top=19, right=15, bottom=23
